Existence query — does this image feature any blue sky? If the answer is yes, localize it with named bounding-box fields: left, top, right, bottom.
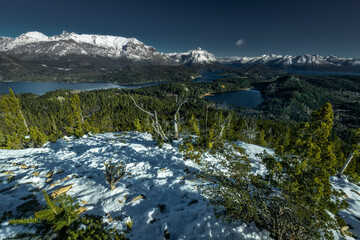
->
left=0, top=0, right=359, bottom=57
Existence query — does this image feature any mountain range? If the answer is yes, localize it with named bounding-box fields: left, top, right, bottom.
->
left=0, top=31, right=360, bottom=72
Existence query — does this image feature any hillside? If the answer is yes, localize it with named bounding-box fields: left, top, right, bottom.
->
left=0, top=132, right=359, bottom=239
left=0, top=132, right=272, bottom=240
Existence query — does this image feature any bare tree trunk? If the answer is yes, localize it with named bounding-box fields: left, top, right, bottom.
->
left=173, top=96, right=187, bottom=140
left=243, top=118, right=257, bottom=140
left=205, top=105, right=209, bottom=137
left=338, top=152, right=355, bottom=177
left=129, top=94, right=168, bottom=142
left=19, top=109, right=29, bottom=133
left=218, top=113, right=232, bottom=139
left=174, top=118, right=179, bottom=140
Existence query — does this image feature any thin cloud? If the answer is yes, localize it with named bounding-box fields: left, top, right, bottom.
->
left=235, top=39, right=245, bottom=46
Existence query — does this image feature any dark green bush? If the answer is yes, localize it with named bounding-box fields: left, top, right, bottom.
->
left=9, top=191, right=132, bottom=240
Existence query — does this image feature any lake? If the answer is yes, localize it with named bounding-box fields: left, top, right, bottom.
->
left=0, top=71, right=264, bottom=108
left=193, top=70, right=238, bottom=83
left=0, top=70, right=231, bottom=95
left=0, top=81, right=170, bottom=95
left=204, top=89, right=264, bottom=108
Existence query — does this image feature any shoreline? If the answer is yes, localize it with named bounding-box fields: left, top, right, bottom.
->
left=199, top=88, right=252, bottom=98
left=0, top=79, right=171, bottom=85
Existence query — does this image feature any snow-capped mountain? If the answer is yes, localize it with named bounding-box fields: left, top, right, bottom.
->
left=1, top=31, right=360, bottom=71
left=218, top=54, right=360, bottom=71
left=0, top=31, right=219, bottom=68
left=166, top=47, right=217, bottom=66
left=0, top=31, right=172, bottom=67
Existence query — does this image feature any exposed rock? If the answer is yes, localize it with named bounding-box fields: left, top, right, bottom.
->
left=341, top=226, right=354, bottom=237
left=130, top=194, right=146, bottom=202
left=106, top=212, right=114, bottom=222
left=32, top=171, right=39, bottom=176
left=60, top=176, right=70, bottom=182
left=46, top=178, right=54, bottom=183
left=50, top=184, right=72, bottom=199
left=56, top=169, right=64, bottom=174
left=20, top=164, right=28, bottom=169
left=80, top=200, right=87, bottom=205
left=45, top=170, right=54, bottom=178
left=341, top=226, right=349, bottom=232
left=3, top=171, right=14, bottom=175
left=76, top=206, right=87, bottom=215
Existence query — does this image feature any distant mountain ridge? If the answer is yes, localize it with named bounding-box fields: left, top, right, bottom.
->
left=219, top=54, right=360, bottom=72
left=0, top=31, right=359, bottom=72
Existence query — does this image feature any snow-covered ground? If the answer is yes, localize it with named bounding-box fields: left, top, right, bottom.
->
left=0, top=132, right=359, bottom=239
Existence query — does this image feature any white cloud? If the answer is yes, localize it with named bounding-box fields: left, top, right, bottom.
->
left=235, top=39, right=245, bottom=46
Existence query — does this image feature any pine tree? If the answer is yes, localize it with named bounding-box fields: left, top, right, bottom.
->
left=263, top=103, right=343, bottom=239
left=286, top=102, right=337, bottom=201
left=0, top=88, right=29, bottom=148
left=9, top=190, right=80, bottom=236
left=29, top=126, right=48, bottom=147
left=48, top=115, right=62, bottom=142
left=65, top=94, right=94, bottom=138
left=9, top=191, right=132, bottom=239
left=189, top=114, right=200, bottom=136
left=134, top=118, right=143, bottom=132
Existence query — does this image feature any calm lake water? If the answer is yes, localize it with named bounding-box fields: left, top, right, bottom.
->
left=0, top=70, right=233, bottom=95
left=0, top=70, right=264, bottom=108
left=193, top=70, right=238, bottom=83
left=0, top=81, right=170, bottom=95
left=205, top=89, right=264, bottom=108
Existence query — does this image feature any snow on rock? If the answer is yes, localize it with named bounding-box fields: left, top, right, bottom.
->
left=217, top=53, right=360, bottom=69
left=0, top=132, right=359, bottom=239
left=0, top=132, right=271, bottom=240
left=0, top=31, right=167, bottom=61
left=236, top=141, right=274, bottom=177
left=167, top=47, right=217, bottom=65
left=331, top=176, right=360, bottom=238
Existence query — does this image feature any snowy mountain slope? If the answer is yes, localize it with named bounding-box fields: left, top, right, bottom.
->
left=0, top=32, right=217, bottom=67
left=0, top=132, right=271, bottom=240
left=167, top=47, right=218, bottom=65
left=1, top=31, right=359, bottom=70
left=0, top=31, right=171, bottom=65
left=218, top=54, right=360, bottom=71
